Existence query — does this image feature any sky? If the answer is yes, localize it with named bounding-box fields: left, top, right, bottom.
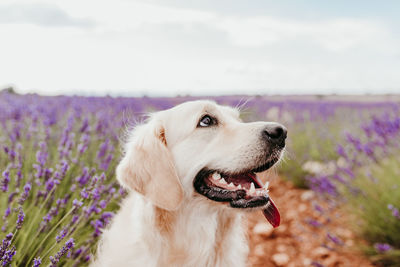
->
left=0, top=0, right=399, bottom=96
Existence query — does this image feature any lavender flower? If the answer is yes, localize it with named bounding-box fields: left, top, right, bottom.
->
left=327, top=233, right=343, bottom=246
left=18, top=182, right=31, bottom=204
left=72, top=199, right=83, bottom=208
left=71, top=215, right=79, bottom=224
left=3, top=207, right=11, bottom=219
left=80, top=118, right=89, bottom=133
left=306, top=219, right=322, bottom=227
left=56, top=228, right=68, bottom=243
left=100, top=154, right=113, bottom=171
left=311, top=261, right=325, bottom=267
left=374, top=243, right=392, bottom=253
left=101, top=212, right=114, bottom=225
left=40, top=203, right=61, bottom=230
left=33, top=257, right=41, bottom=267
left=97, top=139, right=109, bottom=159
left=7, top=191, right=18, bottom=204
left=80, top=188, right=89, bottom=199
left=72, top=247, right=83, bottom=259
left=16, top=208, right=25, bottom=229
left=1, top=170, right=10, bottom=192
left=387, top=204, right=400, bottom=219
left=76, top=167, right=91, bottom=187
left=36, top=142, right=48, bottom=166
left=0, top=233, right=13, bottom=259
left=1, top=246, right=16, bottom=266
left=336, top=144, right=347, bottom=158
left=49, top=238, right=74, bottom=266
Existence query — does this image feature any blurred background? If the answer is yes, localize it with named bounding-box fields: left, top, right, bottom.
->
left=0, top=0, right=399, bottom=96
left=0, top=1, right=399, bottom=267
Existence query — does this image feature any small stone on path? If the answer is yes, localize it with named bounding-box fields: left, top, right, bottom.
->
left=272, top=253, right=290, bottom=266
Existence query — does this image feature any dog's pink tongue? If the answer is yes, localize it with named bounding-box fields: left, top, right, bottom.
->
left=262, top=198, right=280, bottom=228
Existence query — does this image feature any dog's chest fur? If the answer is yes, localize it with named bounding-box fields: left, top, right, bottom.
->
left=93, top=193, right=248, bottom=267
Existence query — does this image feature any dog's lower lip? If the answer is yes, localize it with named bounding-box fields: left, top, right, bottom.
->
left=251, top=158, right=277, bottom=173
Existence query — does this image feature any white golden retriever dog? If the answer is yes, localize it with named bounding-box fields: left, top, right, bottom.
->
left=92, top=100, right=287, bottom=267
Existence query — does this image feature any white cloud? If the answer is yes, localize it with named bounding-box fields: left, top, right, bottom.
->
left=0, top=2, right=95, bottom=28
left=215, top=16, right=394, bottom=52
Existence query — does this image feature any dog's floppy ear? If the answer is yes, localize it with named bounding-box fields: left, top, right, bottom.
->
left=116, top=118, right=184, bottom=211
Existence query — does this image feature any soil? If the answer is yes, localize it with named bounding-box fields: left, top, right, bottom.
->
left=246, top=177, right=373, bottom=267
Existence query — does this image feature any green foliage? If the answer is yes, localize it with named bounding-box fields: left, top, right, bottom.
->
left=279, top=118, right=342, bottom=188
left=343, top=155, right=400, bottom=266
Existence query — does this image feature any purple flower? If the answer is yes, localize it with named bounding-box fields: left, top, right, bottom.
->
left=99, top=200, right=107, bottom=209
left=40, top=203, right=61, bottom=230
left=100, top=154, right=113, bottom=171
left=0, top=233, right=13, bottom=259
left=76, top=167, right=91, bottom=187
left=7, top=191, right=18, bottom=204
left=91, top=219, right=103, bottom=237
left=307, top=219, right=322, bottom=227
left=91, top=187, right=102, bottom=200
left=16, top=170, right=22, bottom=187
left=374, top=243, right=392, bottom=253
left=86, top=204, right=101, bottom=216
left=50, top=238, right=74, bottom=266
left=80, top=117, right=89, bottom=133
left=84, top=254, right=91, bottom=262
left=33, top=257, right=42, bottom=267
left=24, top=183, right=32, bottom=193
left=1, top=246, right=16, bottom=266
left=387, top=204, right=400, bottom=219
left=55, top=160, right=69, bottom=180
left=18, top=183, right=31, bottom=204
left=3, top=207, right=11, bottom=218
left=1, top=170, right=10, bottom=192
left=78, top=133, right=90, bottom=154
left=72, top=247, right=83, bottom=259
left=101, top=212, right=114, bottom=225
left=56, top=228, right=68, bottom=243
left=307, top=175, right=337, bottom=196
left=327, top=233, right=343, bottom=246
left=71, top=215, right=79, bottom=224
left=72, top=199, right=83, bottom=208
left=311, top=261, right=325, bottom=267
left=80, top=188, right=89, bottom=199
left=16, top=208, right=25, bottom=229
left=45, top=179, right=55, bottom=192
left=70, top=184, right=76, bottom=192
left=336, top=144, right=347, bottom=158
left=97, top=139, right=109, bottom=159
left=36, top=142, right=48, bottom=167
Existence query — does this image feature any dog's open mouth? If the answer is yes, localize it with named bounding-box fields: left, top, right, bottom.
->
left=193, top=159, right=280, bottom=228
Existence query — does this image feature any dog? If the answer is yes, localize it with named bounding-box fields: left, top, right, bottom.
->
left=92, top=100, right=287, bottom=267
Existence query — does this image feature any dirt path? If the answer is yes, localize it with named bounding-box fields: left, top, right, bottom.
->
left=246, top=178, right=373, bottom=267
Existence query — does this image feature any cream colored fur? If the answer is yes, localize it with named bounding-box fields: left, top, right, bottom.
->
left=92, top=100, right=280, bottom=267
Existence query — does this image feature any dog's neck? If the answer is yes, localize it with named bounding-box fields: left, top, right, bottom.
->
left=150, top=197, right=247, bottom=266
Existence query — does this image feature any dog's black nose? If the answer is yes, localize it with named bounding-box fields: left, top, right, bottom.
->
left=262, top=124, right=287, bottom=144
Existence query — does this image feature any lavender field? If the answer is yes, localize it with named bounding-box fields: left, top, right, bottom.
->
left=1, top=90, right=400, bottom=266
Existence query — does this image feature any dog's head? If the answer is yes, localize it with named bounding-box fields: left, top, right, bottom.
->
left=117, top=100, right=287, bottom=227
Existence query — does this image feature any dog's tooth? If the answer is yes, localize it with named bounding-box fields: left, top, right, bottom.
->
left=237, top=184, right=242, bottom=189
left=250, top=183, right=255, bottom=194
left=228, top=182, right=235, bottom=188
left=212, top=172, right=221, bottom=180
left=264, top=181, right=269, bottom=189
left=220, top=178, right=227, bottom=184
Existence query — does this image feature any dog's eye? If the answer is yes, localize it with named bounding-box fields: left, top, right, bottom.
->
left=198, top=115, right=214, bottom=127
